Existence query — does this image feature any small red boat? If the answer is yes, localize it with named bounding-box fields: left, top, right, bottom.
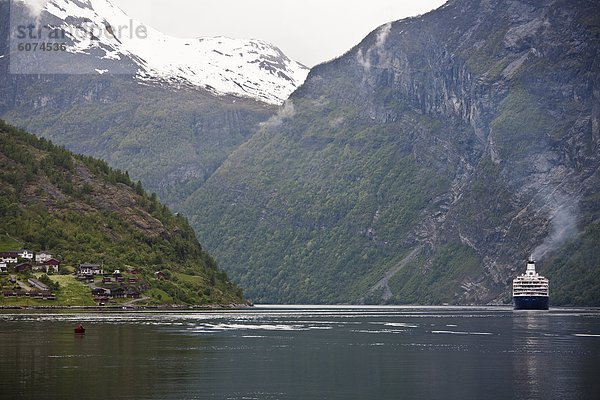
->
left=74, top=324, right=85, bottom=334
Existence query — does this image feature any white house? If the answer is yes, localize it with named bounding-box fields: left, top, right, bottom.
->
left=0, top=263, right=8, bottom=273
left=17, top=249, right=34, bottom=260
left=42, top=258, right=60, bottom=274
left=35, top=252, right=53, bottom=264
left=0, top=252, right=18, bottom=263
left=77, top=263, right=103, bottom=276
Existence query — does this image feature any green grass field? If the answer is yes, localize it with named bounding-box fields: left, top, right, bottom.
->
left=173, top=272, right=206, bottom=285
left=145, top=288, right=174, bottom=304
left=48, top=275, right=95, bottom=306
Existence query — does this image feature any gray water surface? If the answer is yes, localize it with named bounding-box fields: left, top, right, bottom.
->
left=1, top=306, right=599, bottom=399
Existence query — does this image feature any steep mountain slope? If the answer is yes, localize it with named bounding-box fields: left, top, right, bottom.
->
left=0, top=120, right=244, bottom=305
left=184, top=0, right=600, bottom=305
left=0, top=0, right=307, bottom=207
left=0, top=76, right=275, bottom=206
left=10, top=0, right=308, bottom=104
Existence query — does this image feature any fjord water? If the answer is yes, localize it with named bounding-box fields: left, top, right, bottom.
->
left=1, top=307, right=598, bottom=399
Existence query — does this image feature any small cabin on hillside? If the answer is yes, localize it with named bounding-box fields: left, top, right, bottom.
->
left=15, top=262, right=33, bottom=273
left=111, top=287, right=126, bottom=298
left=92, top=287, right=108, bottom=296
left=0, top=263, right=8, bottom=273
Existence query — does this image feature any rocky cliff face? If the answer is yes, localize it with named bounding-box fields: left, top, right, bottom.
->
left=184, top=0, right=599, bottom=304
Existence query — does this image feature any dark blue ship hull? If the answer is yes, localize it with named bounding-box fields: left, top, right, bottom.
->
left=513, top=296, right=549, bottom=310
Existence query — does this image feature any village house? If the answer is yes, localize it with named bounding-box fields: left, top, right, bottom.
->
left=27, top=290, right=55, bottom=300
left=155, top=271, right=166, bottom=280
left=92, top=291, right=109, bottom=305
left=42, top=258, right=60, bottom=274
left=77, top=263, right=103, bottom=276
left=0, top=263, right=7, bottom=273
left=110, top=287, right=126, bottom=298
left=35, top=252, right=53, bottom=264
left=15, top=262, right=33, bottom=273
left=112, top=270, right=125, bottom=282
left=0, top=251, right=18, bottom=264
left=44, top=292, right=56, bottom=300
left=91, top=287, right=108, bottom=296
left=17, top=249, right=34, bottom=260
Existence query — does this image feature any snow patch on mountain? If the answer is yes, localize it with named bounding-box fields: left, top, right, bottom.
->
left=22, top=0, right=51, bottom=17
left=19, top=0, right=308, bottom=104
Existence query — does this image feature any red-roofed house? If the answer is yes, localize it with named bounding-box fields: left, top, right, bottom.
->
left=42, top=258, right=60, bottom=273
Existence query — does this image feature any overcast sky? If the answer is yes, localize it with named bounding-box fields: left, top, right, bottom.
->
left=111, top=0, right=447, bottom=67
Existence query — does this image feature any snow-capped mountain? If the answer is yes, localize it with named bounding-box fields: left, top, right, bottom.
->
left=12, top=0, right=309, bottom=104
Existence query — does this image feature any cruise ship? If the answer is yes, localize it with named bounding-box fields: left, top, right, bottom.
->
left=512, top=257, right=549, bottom=310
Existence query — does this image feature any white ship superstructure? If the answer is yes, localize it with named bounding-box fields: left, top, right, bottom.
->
left=512, top=257, right=549, bottom=310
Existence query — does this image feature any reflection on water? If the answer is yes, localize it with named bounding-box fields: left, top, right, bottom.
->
left=512, top=312, right=550, bottom=399
left=0, top=307, right=599, bottom=400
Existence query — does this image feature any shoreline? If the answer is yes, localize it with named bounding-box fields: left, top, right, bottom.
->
left=0, top=303, right=251, bottom=311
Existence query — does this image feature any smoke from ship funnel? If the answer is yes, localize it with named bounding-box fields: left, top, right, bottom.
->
left=532, top=200, right=579, bottom=260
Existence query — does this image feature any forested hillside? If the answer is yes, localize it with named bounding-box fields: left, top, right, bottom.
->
left=0, top=120, right=243, bottom=305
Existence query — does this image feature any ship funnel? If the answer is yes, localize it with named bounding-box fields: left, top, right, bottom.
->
left=526, top=257, right=536, bottom=276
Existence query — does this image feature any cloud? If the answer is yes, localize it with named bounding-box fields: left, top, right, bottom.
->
left=375, top=22, right=392, bottom=50
left=356, top=22, right=392, bottom=73
left=259, top=100, right=296, bottom=130
left=355, top=48, right=371, bottom=71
